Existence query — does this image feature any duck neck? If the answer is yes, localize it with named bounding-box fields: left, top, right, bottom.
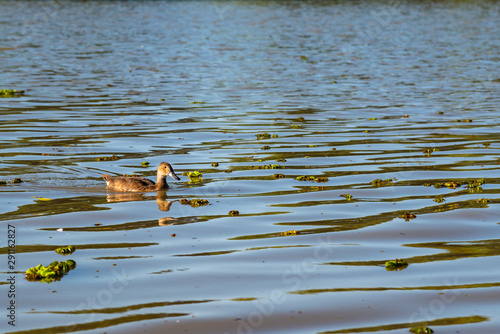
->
left=155, top=175, right=168, bottom=190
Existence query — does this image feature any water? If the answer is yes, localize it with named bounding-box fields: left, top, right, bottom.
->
left=1, top=1, right=500, bottom=333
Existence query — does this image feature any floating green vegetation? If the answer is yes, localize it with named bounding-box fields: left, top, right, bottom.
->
left=434, top=196, right=445, bottom=203
left=25, top=260, right=76, bottom=283
left=0, top=89, right=25, bottom=97
left=253, top=164, right=284, bottom=170
left=256, top=133, right=272, bottom=140
left=466, top=178, right=484, bottom=189
left=180, top=198, right=209, bottom=207
left=190, top=101, right=205, bottom=104
left=281, top=230, right=298, bottom=236
left=290, top=124, right=302, bottom=129
left=141, top=161, right=150, bottom=167
left=296, top=175, right=329, bottom=183
left=273, top=173, right=285, bottom=179
left=370, top=179, right=393, bottom=187
left=398, top=212, right=416, bottom=221
left=3, top=178, right=23, bottom=184
left=444, top=181, right=460, bottom=189
left=340, top=194, right=352, bottom=200
left=385, top=258, right=408, bottom=271
left=409, top=326, right=433, bottom=334
left=261, top=145, right=271, bottom=150
left=229, top=210, right=239, bottom=216
left=212, top=163, right=219, bottom=167
left=96, top=154, right=119, bottom=161
left=423, top=148, right=439, bottom=156
left=476, top=198, right=490, bottom=204
left=55, top=245, right=76, bottom=255
left=182, top=171, right=203, bottom=183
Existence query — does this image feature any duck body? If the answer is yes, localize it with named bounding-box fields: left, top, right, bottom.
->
left=102, top=162, right=180, bottom=192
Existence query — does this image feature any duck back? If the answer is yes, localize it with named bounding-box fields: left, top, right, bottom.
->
left=102, top=174, right=159, bottom=192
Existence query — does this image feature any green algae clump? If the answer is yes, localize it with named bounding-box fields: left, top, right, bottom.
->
left=296, top=176, right=329, bottom=183
left=410, top=326, right=433, bottom=334
left=182, top=171, right=203, bottom=183
left=385, top=258, right=408, bottom=271
left=371, top=179, right=393, bottom=187
left=0, top=89, right=25, bottom=97
left=180, top=198, right=209, bottom=207
left=55, top=245, right=76, bottom=255
left=25, top=260, right=77, bottom=283
left=96, top=154, right=119, bottom=161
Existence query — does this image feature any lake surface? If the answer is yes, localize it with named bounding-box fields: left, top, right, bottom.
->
left=1, top=1, right=500, bottom=333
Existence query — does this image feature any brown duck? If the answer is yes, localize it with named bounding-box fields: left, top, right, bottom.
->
left=102, top=162, right=180, bottom=192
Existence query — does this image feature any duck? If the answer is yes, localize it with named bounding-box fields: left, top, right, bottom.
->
left=102, top=162, right=180, bottom=192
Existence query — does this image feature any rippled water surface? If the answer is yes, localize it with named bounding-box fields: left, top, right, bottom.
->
left=1, top=1, right=500, bottom=333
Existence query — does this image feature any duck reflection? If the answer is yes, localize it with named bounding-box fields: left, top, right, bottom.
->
left=105, top=191, right=177, bottom=226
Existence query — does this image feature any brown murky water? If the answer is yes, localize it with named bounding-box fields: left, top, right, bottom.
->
left=1, top=1, right=500, bottom=333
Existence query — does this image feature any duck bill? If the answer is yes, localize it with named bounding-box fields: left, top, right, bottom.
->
left=168, top=170, right=181, bottom=181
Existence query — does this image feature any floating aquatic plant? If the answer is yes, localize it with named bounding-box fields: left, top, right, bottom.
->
left=25, top=260, right=76, bottom=283
left=434, top=196, right=445, bottom=203
left=180, top=198, right=209, bottom=207
left=281, top=230, right=298, bottom=236
left=55, top=245, right=76, bottom=255
left=182, top=171, right=203, bottom=183
left=409, top=326, right=433, bottom=334
left=398, top=212, right=416, bottom=221
left=253, top=164, right=284, bottom=170
left=296, top=175, right=329, bottom=183
left=476, top=198, right=489, bottom=203
left=229, top=210, right=239, bottom=216
left=443, top=181, right=460, bottom=188
left=96, top=154, right=119, bottom=161
left=371, top=179, right=393, bottom=187
left=385, top=259, right=408, bottom=271
left=256, top=133, right=271, bottom=140
left=0, top=89, right=25, bottom=97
